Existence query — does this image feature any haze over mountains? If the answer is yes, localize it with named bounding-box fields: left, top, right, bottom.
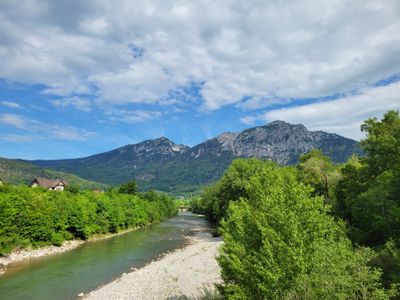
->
left=27, top=121, right=360, bottom=193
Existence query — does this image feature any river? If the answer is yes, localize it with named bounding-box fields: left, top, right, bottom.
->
left=0, top=212, right=208, bottom=300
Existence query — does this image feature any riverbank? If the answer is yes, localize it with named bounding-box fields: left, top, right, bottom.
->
left=0, top=226, right=142, bottom=275
left=86, top=231, right=223, bottom=299
left=0, top=240, right=85, bottom=275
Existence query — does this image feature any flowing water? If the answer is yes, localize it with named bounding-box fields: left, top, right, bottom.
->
left=0, top=212, right=208, bottom=300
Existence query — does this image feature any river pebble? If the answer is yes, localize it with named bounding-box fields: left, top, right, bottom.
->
left=87, top=232, right=223, bottom=300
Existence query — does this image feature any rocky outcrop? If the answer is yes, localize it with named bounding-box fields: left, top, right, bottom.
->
left=187, top=121, right=360, bottom=165
left=113, top=137, right=190, bottom=163
left=189, top=132, right=238, bottom=159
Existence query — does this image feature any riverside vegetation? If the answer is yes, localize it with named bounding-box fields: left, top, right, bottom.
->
left=0, top=182, right=177, bottom=255
left=191, top=110, right=400, bottom=299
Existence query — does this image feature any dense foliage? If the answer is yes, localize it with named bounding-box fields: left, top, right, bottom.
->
left=335, top=110, right=400, bottom=246
left=118, top=180, right=138, bottom=195
left=297, top=149, right=341, bottom=204
left=194, top=110, right=400, bottom=299
left=0, top=185, right=177, bottom=255
left=334, top=110, right=400, bottom=290
left=200, top=160, right=394, bottom=299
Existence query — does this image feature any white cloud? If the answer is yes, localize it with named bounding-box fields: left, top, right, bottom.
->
left=0, top=0, right=399, bottom=111
left=0, top=114, right=26, bottom=128
left=239, top=115, right=259, bottom=126
left=106, top=109, right=162, bottom=123
left=0, top=113, right=96, bottom=141
left=0, top=101, right=23, bottom=109
left=0, top=134, right=38, bottom=143
left=51, top=96, right=92, bottom=112
left=237, top=97, right=292, bottom=110
left=244, top=81, right=400, bottom=140
left=50, top=126, right=96, bottom=141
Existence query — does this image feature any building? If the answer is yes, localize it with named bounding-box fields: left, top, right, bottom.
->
left=0, top=178, right=3, bottom=185
left=29, top=177, right=67, bottom=191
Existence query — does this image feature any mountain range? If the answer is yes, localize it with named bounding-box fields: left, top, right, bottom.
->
left=25, top=120, right=361, bottom=193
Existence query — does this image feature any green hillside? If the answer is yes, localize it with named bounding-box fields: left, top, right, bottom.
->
left=0, top=157, right=107, bottom=189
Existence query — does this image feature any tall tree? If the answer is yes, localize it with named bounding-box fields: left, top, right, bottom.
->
left=334, top=110, right=400, bottom=291
left=118, top=180, right=138, bottom=195
left=297, top=149, right=341, bottom=204
left=335, top=110, right=400, bottom=246
left=217, top=160, right=394, bottom=299
left=360, top=110, right=400, bottom=177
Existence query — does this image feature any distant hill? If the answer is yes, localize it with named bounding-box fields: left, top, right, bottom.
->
left=0, top=157, right=107, bottom=189
left=29, top=121, right=361, bottom=193
left=31, top=137, right=190, bottom=186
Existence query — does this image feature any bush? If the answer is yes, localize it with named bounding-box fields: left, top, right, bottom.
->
left=51, top=233, right=64, bottom=247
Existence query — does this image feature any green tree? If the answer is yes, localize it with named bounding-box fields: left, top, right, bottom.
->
left=297, top=149, right=341, bottom=204
left=189, top=196, right=206, bottom=214
left=118, top=180, right=138, bottom=195
left=334, top=110, right=400, bottom=292
left=360, top=110, right=400, bottom=176
left=217, top=160, right=395, bottom=299
left=0, top=184, right=177, bottom=254
left=199, top=158, right=268, bottom=224
left=335, top=111, right=400, bottom=246
left=65, top=184, right=80, bottom=194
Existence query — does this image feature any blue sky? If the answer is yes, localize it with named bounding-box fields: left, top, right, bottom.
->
left=0, top=0, right=400, bottom=159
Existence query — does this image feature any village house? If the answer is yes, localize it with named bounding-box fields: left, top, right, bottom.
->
left=29, top=177, right=67, bottom=191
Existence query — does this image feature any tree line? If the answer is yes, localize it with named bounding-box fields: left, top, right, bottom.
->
left=0, top=182, right=177, bottom=255
left=191, top=110, right=400, bottom=299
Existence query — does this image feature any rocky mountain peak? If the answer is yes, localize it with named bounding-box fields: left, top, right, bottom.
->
left=216, top=132, right=239, bottom=150
left=230, top=121, right=359, bottom=164
left=264, top=120, right=308, bottom=131
left=267, top=120, right=289, bottom=126
left=132, top=137, right=190, bottom=157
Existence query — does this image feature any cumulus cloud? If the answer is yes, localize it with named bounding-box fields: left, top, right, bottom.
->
left=241, top=81, right=400, bottom=140
left=0, top=113, right=96, bottom=141
left=0, top=0, right=399, bottom=112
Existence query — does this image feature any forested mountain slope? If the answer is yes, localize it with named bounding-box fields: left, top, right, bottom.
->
left=30, top=121, right=361, bottom=193
left=0, top=157, right=106, bottom=189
